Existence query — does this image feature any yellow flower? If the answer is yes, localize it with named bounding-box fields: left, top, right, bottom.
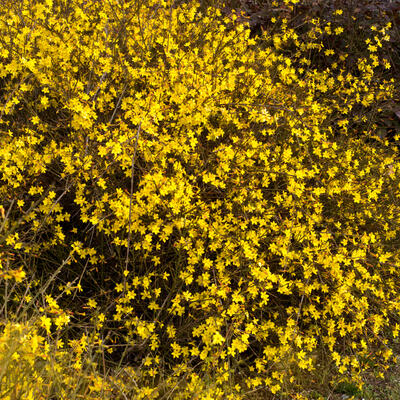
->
left=40, top=316, right=52, bottom=334
left=87, top=298, right=97, bottom=309
left=212, top=331, right=225, bottom=345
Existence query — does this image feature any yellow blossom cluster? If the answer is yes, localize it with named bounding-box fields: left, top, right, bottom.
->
left=0, top=0, right=399, bottom=398
left=0, top=318, right=114, bottom=399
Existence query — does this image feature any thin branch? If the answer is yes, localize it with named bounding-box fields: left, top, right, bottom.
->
left=109, top=83, right=127, bottom=125
left=124, top=122, right=141, bottom=291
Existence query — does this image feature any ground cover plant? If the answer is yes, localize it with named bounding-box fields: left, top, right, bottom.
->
left=1, top=0, right=400, bottom=399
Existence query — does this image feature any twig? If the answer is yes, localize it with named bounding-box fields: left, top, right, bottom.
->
left=0, top=199, right=15, bottom=235
left=124, top=122, right=141, bottom=291
left=109, top=84, right=127, bottom=125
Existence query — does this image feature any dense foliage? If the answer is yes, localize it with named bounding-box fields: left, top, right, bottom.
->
left=0, top=0, right=400, bottom=399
